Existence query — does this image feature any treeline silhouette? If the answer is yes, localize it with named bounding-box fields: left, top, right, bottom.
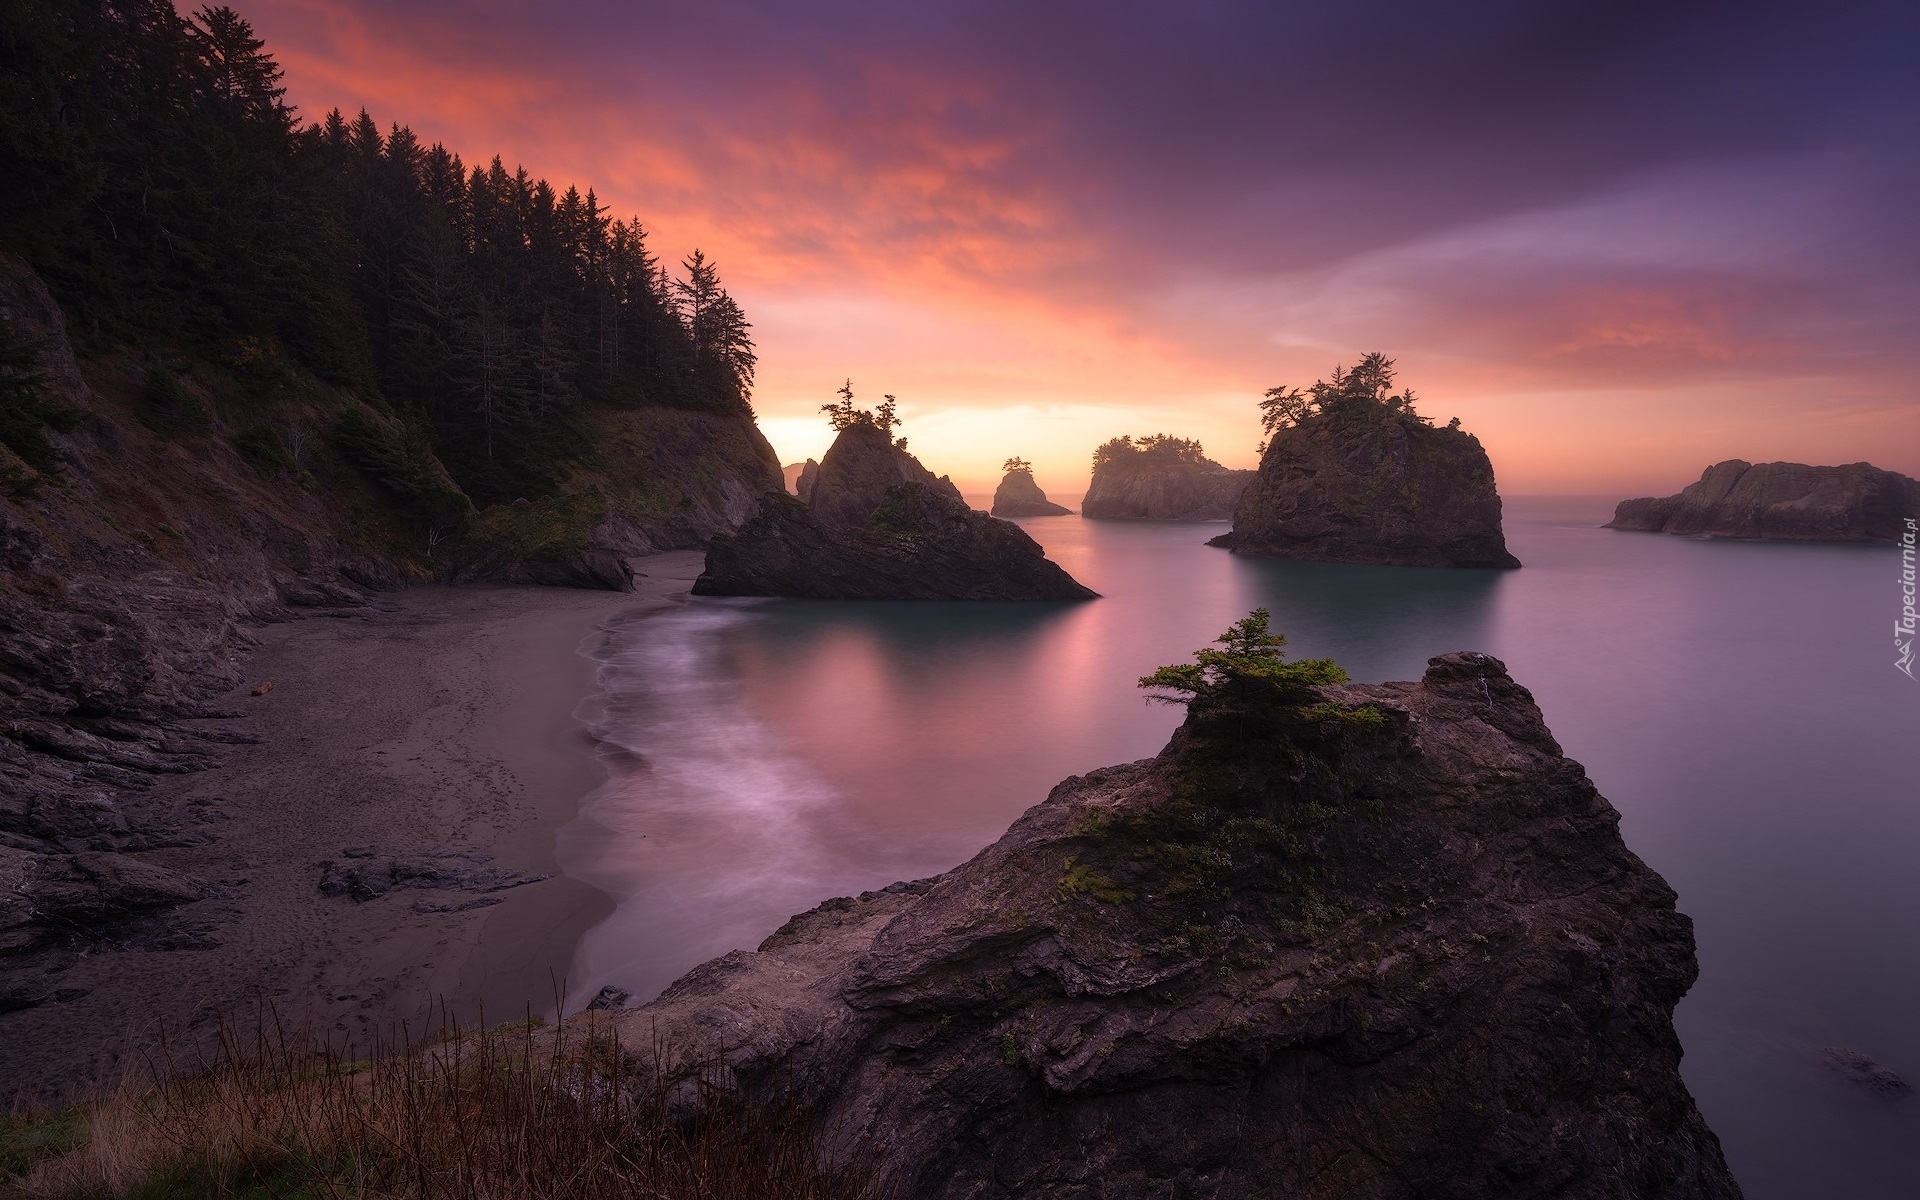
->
left=1, top=0, right=755, bottom=503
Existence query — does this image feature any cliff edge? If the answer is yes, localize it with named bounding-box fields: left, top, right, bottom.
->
left=1607, top=460, right=1919, bottom=542
left=695, top=424, right=1096, bottom=601
left=605, top=648, right=1737, bottom=1199
left=1082, top=435, right=1252, bottom=520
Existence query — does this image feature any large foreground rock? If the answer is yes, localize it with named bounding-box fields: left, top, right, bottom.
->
left=990, top=467, right=1071, bottom=517
left=695, top=424, right=1095, bottom=600
left=608, top=653, right=1738, bottom=1199
left=1607, top=460, right=1919, bottom=541
left=1215, top=411, right=1519, bottom=567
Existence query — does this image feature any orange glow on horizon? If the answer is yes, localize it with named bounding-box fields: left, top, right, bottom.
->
left=241, top=0, right=1920, bottom=499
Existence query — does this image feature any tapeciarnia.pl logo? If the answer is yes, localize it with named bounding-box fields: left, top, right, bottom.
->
left=1899, top=517, right=1917, bottom=679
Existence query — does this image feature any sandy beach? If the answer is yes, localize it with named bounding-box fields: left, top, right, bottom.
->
left=4, top=551, right=708, bottom=1102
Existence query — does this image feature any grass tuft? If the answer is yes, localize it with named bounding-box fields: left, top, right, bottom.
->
left=5, top=1006, right=883, bottom=1200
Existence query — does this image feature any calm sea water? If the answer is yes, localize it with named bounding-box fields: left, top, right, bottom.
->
left=558, top=496, right=1920, bottom=1198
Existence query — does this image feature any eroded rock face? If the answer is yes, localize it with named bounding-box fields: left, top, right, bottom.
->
left=991, top=469, right=1071, bottom=517
left=1607, top=460, right=1919, bottom=542
left=1215, top=412, right=1519, bottom=567
left=694, top=424, right=1096, bottom=601
left=1082, top=456, right=1252, bottom=520
left=608, top=653, right=1738, bottom=1199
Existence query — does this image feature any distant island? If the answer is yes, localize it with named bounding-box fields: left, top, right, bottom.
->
left=990, top=457, right=1072, bottom=516
left=1081, top=434, right=1254, bottom=519
left=1608, top=460, right=1920, bottom=542
left=1212, top=354, right=1520, bottom=568
left=694, top=387, right=1096, bottom=600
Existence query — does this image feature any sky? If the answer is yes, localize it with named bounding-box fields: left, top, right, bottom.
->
left=245, top=0, right=1920, bottom=495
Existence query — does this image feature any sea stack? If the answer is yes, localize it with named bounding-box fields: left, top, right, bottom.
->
left=695, top=423, right=1096, bottom=600
left=602, top=646, right=1739, bottom=1198
left=1081, top=435, right=1254, bottom=519
left=991, top=459, right=1072, bottom=517
left=1213, top=356, right=1519, bottom=568
left=1608, top=460, right=1920, bottom=542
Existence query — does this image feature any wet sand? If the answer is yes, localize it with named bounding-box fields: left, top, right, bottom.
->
left=3, top=551, right=707, bottom=1101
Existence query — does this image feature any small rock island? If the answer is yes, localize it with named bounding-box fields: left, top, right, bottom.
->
left=1212, top=354, right=1520, bottom=568
left=1608, top=459, right=1919, bottom=542
left=1081, top=434, right=1255, bottom=519
left=605, top=616, right=1739, bottom=1198
left=990, top=457, right=1072, bottom=517
left=695, top=394, right=1096, bottom=600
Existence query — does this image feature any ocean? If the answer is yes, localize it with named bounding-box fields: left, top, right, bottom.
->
left=558, top=495, right=1919, bottom=1198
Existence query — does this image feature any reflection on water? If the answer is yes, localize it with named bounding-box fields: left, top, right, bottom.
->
left=562, top=498, right=1920, bottom=1198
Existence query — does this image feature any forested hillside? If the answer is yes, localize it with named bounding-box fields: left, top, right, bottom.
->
left=1, top=0, right=760, bottom=506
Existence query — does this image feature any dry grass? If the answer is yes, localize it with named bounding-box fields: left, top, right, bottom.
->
left=4, top=1007, right=883, bottom=1200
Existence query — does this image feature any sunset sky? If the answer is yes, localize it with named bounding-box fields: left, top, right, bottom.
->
left=246, top=0, right=1919, bottom=495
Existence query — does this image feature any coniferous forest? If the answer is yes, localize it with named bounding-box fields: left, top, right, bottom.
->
left=0, top=0, right=756, bottom=507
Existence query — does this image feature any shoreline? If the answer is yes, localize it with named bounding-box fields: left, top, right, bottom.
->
left=2, top=551, right=708, bottom=1102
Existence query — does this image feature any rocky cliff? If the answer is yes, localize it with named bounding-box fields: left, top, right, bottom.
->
left=0, top=254, right=777, bottom=993
left=695, top=423, right=1095, bottom=601
left=1215, top=411, right=1519, bottom=568
left=605, top=650, right=1738, bottom=1199
left=1082, top=443, right=1252, bottom=520
left=453, top=405, right=782, bottom=590
left=990, top=467, right=1071, bottom=517
left=1607, top=460, right=1919, bottom=541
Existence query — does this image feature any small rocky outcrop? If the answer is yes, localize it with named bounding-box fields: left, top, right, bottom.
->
left=694, top=424, right=1096, bottom=601
left=1214, top=372, right=1518, bottom=567
left=784, top=459, right=821, bottom=502
left=1821, top=1047, right=1913, bottom=1098
left=1082, top=435, right=1252, bottom=520
left=605, top=650, right=1738, bottom=1199
left=1607, top=460, right=1919, bottom=542
left=991, top=463, right=1071, bottom=517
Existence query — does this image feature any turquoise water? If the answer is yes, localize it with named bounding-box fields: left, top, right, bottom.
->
left=560, top=496, right=1920, bottom=1197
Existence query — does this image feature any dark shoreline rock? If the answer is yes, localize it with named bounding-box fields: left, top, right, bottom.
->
left=1214, top=410, right=1519, bottom=568
left=1607, top=460, right=1920, bottom=542
left=695, top=424, right=1096, bottom=601
left=990, top=467, right=1071, bottom=517
left=606, top=652, right=1738, bottom=1198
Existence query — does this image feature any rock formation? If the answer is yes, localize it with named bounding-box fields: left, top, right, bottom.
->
left=604, top=650, right=1738, bottom=1199
left=1082, top=435, right=1253, bottom=520
left=783, top=459, right=820, bottom=501
left=695, top=424, right=1096, bottom=600
left=1215, top=409, right=1519, bottom=568
left=991, top=464, right=1071, bottom=517
left=1607, top=460, right=1919, bottom=542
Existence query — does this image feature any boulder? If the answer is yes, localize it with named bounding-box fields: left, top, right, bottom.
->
left=694, top=424, right=1096, bottom=601
left=605, top=652, right=1738, bottom=1199
left=1607, top=460, right=1919, bottom=541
